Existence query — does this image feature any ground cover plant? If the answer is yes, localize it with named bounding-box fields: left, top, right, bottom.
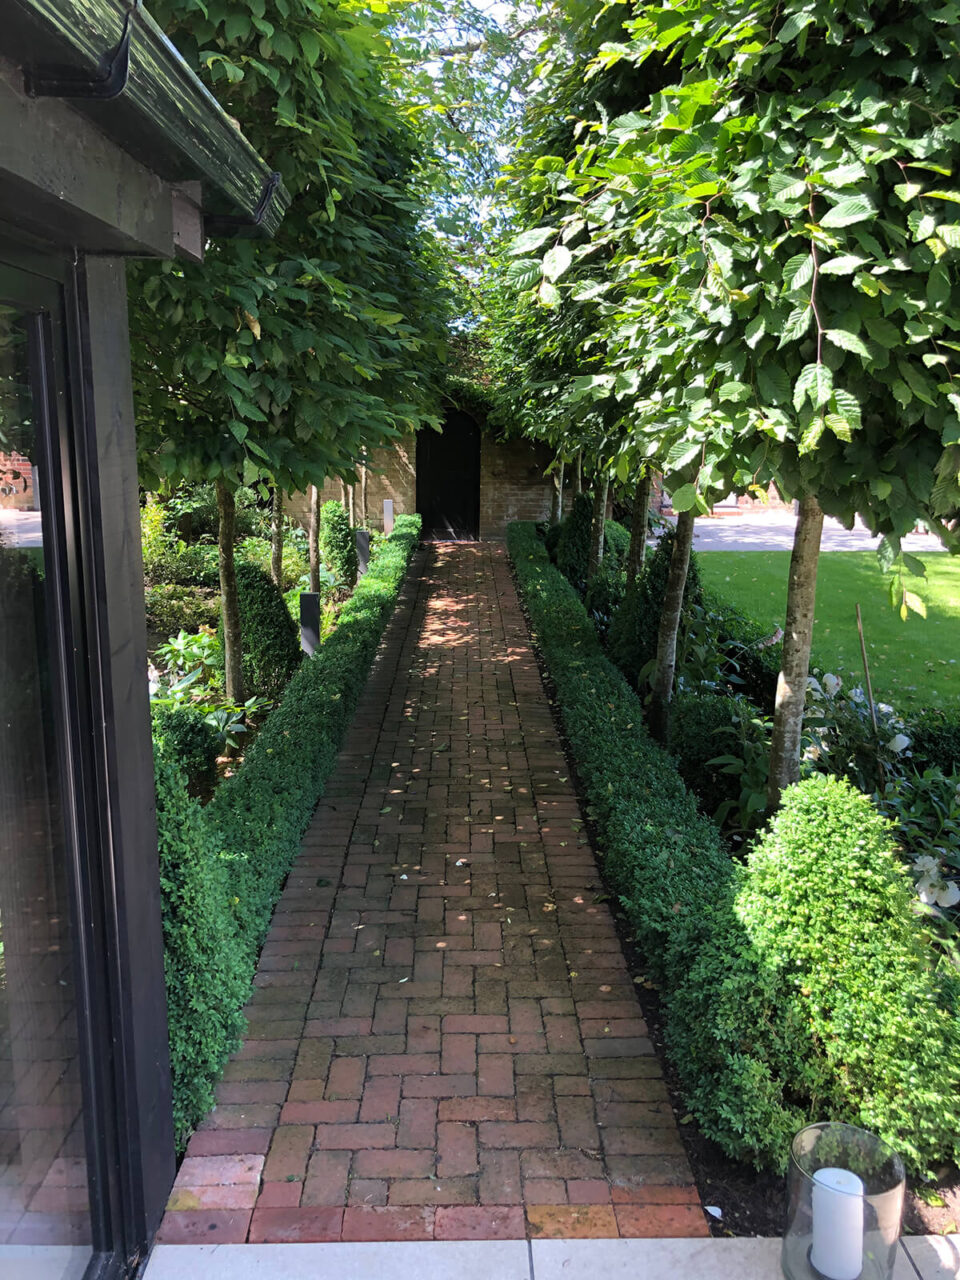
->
left=699, top=551, right=960, bottom=712
left=157, top=515, right=420, bottom=1145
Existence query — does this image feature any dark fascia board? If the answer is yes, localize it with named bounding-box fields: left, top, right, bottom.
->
left=6, top=0, right=290, bottom=237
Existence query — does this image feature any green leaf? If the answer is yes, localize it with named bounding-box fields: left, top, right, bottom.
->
left=757, top=363, right=791, bottom=404
left=819, top=254, right=871, bottom=276
left=794, top=362, right=834, bottom=410
left=538, top=280, right=560, bottom=308
left=831, top=388, right=862, bottom=431
left=824, top=329, right=871, bottom=359
left=820, top=195, right=876, bottom=228
left=778, top=304, right=812, bottom=346
left=510, top=227, right=554, bottom=256
left=863, top=315, right=900, bottom=348
left=744, top=315, right=766, bottom=348
left=904, top=590, right=927, bottom=618
left=926, top=190, right=960, bottom=204
left=782, top=253, right=814, bottom=292
left=542, top=245, right=573, bottom=282
left=670, top=483, right=698, bottom=512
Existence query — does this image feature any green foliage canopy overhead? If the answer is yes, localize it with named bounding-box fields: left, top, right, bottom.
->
left=493, top=0, right=960, bottom=542
left=131, top=0, right=449, bottom=495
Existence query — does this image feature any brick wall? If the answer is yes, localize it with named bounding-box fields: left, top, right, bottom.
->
left=479, top=435, right=554, bottom=539
left=285, top=435, right=416, bottom=532
left=285, top=432, right=556, bottom=540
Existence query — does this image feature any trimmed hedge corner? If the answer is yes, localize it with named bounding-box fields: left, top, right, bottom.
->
left=506, top=521, right=730, bottom=980
left=157, top=514, right=420, bottom=1147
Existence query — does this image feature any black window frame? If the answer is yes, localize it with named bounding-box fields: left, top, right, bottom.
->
left=0, top=243, right=151, bottom=1280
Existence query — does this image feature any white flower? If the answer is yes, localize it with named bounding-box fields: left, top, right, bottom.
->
left=878, top=702, right=894, bottom=715
left=823, top=672, right=842, bottom=697
left=914, top=855, right=960, bottom=909
left=147, top=663, right=161, bottom=698
left=887, top=733, right=911, bottom=754
left=849, top=686, right=866, bottom=703
left=807, top=676, right=823, bottom=697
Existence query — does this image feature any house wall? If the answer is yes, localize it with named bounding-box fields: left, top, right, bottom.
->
left=286, top=431, right=555, bottom=540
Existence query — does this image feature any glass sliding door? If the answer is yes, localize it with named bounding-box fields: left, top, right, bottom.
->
left=0, top=275, right=93, bottom=1278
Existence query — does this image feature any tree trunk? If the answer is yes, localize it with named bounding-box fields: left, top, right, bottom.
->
left=626, top=472, right=651, bottom=590
left=348, top=484, right=356, bottom=527
left=574, top=452, right=583, bottom=495
left=216, top=479, right=245, bottom=705
left=766, top=494, right=824, bottom=810
left=309, top=484, right=320, bottom=594
left=270, top=487, right=284, bottom=588
left=647, top=509, right=695, bottom=744
left=550, top=458, right=565, bottom=526
left=587, top=476, right=609, bottom=580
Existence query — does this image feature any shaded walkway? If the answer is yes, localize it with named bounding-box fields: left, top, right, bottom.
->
left=158, top=544, right=706, bottom=1244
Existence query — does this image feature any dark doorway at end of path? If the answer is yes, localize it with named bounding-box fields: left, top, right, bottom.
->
left=416, top=409, right=480, bottom=540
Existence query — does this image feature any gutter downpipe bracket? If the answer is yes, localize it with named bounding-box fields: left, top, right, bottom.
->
left=24, top=1, right=139, bottom=100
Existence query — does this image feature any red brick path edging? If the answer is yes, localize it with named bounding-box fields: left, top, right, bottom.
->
left=157, top=543, right=707, bottom=1244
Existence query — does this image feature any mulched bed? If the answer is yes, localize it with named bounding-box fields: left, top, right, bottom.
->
left=511, top=549, right=960, bottom=1242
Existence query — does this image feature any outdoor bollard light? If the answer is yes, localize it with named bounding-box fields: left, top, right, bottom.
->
left=782, top=1122, right=905, bottom=1280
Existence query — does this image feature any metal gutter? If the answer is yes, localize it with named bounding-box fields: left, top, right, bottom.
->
left=7, top=0, right=290, bottom=237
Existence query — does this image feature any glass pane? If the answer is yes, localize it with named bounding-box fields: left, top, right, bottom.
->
left=0, top=302, right=92, bottom=1271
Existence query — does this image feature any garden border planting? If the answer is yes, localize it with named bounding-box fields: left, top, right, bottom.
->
left=157, top=514, right=421, bottom=1145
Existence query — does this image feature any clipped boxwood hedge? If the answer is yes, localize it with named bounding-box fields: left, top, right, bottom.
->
left=157, top=514, right=420, bottom=1145
left=667, top=775, right=960, bottom=1176
left=507, top=521, right=730, bottom=980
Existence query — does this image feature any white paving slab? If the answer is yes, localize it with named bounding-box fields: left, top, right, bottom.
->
left=904, top=1235, right=960, bottom=1280
left=142, top=1236, right=939, bottom=1280
left=0, top=1246, right=92, bottom=1280
left=144, top=1240, right=531, bottom=1280
left=529, top=1236, right=918, bottom=1280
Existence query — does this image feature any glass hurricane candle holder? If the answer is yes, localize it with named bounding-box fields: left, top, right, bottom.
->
left=782, top=1122, right=905, bottom=1280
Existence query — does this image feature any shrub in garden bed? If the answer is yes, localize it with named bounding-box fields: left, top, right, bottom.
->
left=219, top=562, right=301, bottom=701
left=608, top=525, right=702, bottom=688
left=602, top=519, right=630, bottom=570
left=556, top=492, right=593, bottom=592
left=319, top=499, right=358, bottom=591
left=667, top=775, right=960, bottom=1176
left=507, top=521, right=730, bottom=978
left=145, top=584, right=219, bottom=639
left=156, top=515, right=420, bottom=1146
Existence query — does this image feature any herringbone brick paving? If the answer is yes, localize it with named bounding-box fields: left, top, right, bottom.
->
left=158, top=543, right=707, bottom=1244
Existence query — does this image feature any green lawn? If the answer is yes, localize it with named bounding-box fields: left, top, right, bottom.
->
left=699, top=551, right=960, bottom=712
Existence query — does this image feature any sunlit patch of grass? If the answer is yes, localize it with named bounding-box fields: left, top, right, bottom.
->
left=699, top=550, right=960, bottom=711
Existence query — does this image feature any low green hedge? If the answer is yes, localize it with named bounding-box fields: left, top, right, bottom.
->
left=157, top=514, right=420, bottom=1146
left=507, top=521, right=730, bottom=979
left=151, top=704, right=219, bottom=797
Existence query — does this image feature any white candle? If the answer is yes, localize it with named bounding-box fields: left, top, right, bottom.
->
left=811, top=1166, right=865, bottom=1280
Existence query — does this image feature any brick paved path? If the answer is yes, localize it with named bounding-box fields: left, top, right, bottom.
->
left=158, top=544, right=706, bottom=1245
